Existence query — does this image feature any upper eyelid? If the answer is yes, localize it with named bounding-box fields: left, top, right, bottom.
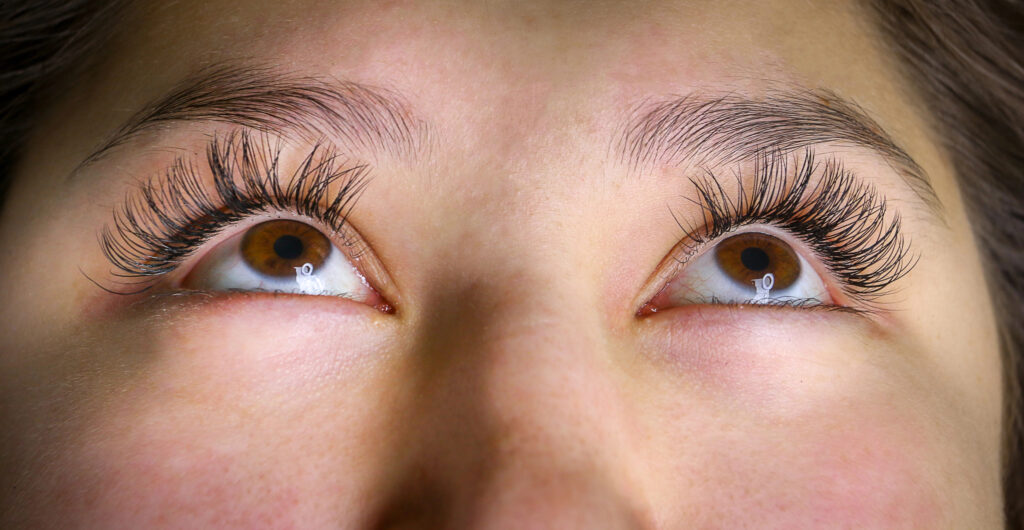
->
left=99, top=131, right=370, bottom=281
left=659, top=148, right=916, bottom=306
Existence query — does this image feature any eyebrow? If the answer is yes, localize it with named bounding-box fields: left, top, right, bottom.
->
left=616, top=90, right=943, bottom=216
left=80, top=69, right=940, bottom=219
left=77, top=64, right=429, bottom=171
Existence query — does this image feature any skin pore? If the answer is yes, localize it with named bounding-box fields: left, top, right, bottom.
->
left=0, top=0, right=1006, bottom=527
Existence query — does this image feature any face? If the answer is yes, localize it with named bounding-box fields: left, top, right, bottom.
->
left=0, top=0, right=1006, bottom=527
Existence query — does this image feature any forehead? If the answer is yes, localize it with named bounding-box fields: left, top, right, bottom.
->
left=72, top=1, right=924, bottom=148
left=39, top=0, right=953, bottom=216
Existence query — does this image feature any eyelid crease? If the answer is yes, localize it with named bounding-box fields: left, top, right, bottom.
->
left=98, top=130, right=370, bottom=287
left=617, top=89, right=945, bottom=223
left=666, top=147, right=917, bottom=308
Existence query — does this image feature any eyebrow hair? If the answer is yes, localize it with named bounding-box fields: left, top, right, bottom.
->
left=617, top=90, right=943, bottom=216
left=77, top=64, right=429, bottom=170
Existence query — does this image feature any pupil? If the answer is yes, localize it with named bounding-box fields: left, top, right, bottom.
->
left=273, top=235, right=304, bottom=260
left=740, top=246, right=770, bottom=271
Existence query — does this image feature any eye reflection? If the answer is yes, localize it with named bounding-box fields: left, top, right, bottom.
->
left=182, top=218, right=387, bottom=307
left=714, top=232, right=800, bottom=291
left=241, top=220, right=331, bottom=277
left=643, top=229, right=831, bottom=313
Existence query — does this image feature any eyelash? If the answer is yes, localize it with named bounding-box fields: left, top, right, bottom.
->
left=100, top=131, right=368, bottom=284
left=102, top=136, right=911, bottom=308
left=676, top=148, right=916, bottom=305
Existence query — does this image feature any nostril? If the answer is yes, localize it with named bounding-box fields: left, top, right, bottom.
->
left=369, top=469, right=654, bottom=530
left=369, top=475, right=450, bottom=530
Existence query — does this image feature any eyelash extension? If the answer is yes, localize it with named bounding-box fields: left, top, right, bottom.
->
left=678, top=147, right=916, bottom=304
left=100, top=131, right=369, bottom=284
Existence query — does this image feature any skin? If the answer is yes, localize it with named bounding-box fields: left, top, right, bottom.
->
left=0, top=0, right=1006, bottom=527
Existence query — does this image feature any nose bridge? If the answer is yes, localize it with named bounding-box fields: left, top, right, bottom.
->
left=424, top=266, right=618, bottom=457
left=378, top=266, right=648, bottom=527
left=467, top=318, right=641, bottom=526
left=474, top=300, right=614, bottom=463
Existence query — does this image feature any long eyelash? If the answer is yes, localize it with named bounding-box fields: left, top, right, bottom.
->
left=100, top=131, right=369, bottom=282
left=679, top=148, right=916, bottom=304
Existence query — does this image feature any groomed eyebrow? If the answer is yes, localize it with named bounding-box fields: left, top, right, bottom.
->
left=617, top=90, right=943, bottom=216
left=78, top=64, right=429, bottom=170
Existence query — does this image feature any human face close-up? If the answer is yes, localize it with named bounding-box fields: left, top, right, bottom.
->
left=0, top=0, right=1008, bottom=527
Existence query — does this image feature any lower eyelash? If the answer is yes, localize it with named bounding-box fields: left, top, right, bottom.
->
left=100, top=131, right=369, bottom=281
left=679, top=148, right=916, bottom=304
left=706, top=295, right=865, bottom=314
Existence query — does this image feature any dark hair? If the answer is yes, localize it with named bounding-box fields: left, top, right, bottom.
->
left=869, top=1, right=1024, bottom=524
left=2, top=0, right=1023, bottom=524
left=0, top=0, right=126, bottom=201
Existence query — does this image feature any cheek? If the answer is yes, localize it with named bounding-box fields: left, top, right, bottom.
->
left=643, top=389, right=947, bottom=528
left=66, top=430, right=310, bottom=529
left=691, top=410, right=942, bottom=527
left=639, top=312, right=958, bottom=527
left=48, top=373, right=381, bottom=528
left=8, top=303, right=399, bottom=529
left=801, top=424, right=941, bottom=523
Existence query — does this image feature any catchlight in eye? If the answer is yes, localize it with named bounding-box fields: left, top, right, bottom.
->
left=182, top=218, right=384, bottom=303
left=713, top=232, right=800, bottom=295
left=643, top=228, right=832, bottom=312
left=241, top=219, right=331, bottom=277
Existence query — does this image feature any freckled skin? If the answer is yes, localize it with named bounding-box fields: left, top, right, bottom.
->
left=0, top=0, right=1005, bottom=528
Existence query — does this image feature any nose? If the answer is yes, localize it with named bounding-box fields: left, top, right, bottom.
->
left=370, top=278, right=653, bottom=528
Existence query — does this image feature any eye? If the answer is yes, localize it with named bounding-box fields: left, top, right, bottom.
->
left=182, top=218, right=386, bottom=307
left=642, top=230, right=831, bottom=312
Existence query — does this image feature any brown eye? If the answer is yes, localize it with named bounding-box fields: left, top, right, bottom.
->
left=714, top=232, right=800, bottom=291
left=241, top=219, right=331, bottom=277
left=182, top=217, right=390, bottom=307
left=643, top=229, right=831, bottom=311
